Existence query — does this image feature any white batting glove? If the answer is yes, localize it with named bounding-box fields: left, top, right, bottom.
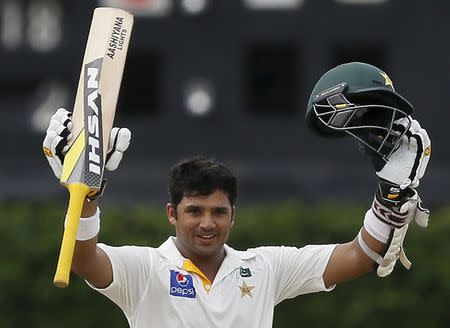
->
left=361, top=117, right=432, bottom=277
left=42, top=108, right=131, bottom=179
left=376, top=117, right=431, bottom=189
left=105, top=127, right=131, bottom=171
left=42, top=108, right=72, bottom=178
left=372, top=117, right=431, bottom=230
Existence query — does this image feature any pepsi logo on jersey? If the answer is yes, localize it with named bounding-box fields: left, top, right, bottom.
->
left=170, top=270, right=196, bottom=298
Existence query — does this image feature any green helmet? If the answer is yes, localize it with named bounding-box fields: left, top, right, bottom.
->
left=306, top=62, right=413, bottom=160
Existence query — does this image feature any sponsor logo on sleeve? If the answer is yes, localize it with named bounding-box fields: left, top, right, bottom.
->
left=169, top=270, right=196, bottom=298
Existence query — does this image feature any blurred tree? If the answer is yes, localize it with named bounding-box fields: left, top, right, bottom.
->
left=1, top=201, right=449, bottom=327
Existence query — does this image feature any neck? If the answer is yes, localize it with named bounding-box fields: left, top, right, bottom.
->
left=194, top=250, right=226, bottom=281
left=175, top=241, right=226, bottom=281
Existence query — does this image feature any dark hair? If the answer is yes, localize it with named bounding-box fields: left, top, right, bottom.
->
left=169, top=156, right=237, bottom=207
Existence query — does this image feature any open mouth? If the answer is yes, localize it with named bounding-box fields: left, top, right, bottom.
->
left=196, top=234, right=216, bottom=243
left=197, top=234, right=215, bottom=239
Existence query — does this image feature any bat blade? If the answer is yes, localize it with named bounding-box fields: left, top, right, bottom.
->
left=54, top=7, right=133, bottom=288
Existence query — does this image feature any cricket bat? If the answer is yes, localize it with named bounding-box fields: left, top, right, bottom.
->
left=53, top=7, right=133, bottom=288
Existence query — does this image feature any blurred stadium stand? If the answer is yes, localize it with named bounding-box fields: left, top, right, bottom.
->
left=0, top=0, right=448, bottom=206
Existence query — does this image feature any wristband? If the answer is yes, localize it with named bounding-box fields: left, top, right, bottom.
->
left=64, top=207, right=100, bottom=241
left=357, top=229, right=383, bottom=266
left=363, top=209, right=392, bottom=244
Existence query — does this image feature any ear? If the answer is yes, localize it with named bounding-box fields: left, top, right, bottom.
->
left=166, top=203, right=177, bottom=225
left=230, top=206, right=236, bottom=227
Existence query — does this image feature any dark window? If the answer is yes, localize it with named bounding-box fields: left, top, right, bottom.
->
left=245, top=44, right=299, bottom=115
left=118, top=49, right=163, bottom=116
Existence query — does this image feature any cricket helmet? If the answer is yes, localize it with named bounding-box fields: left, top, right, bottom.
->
left=306, top=62, right=413, bottom=160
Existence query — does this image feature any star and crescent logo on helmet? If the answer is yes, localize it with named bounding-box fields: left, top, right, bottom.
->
left=380, top=71, right=395, bottom=91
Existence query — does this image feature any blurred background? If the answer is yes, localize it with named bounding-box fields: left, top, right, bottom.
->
left=0, top=0, right=449, bottom=327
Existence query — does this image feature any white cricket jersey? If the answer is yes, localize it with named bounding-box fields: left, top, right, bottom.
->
left=89, top=237, right=337, bottom=327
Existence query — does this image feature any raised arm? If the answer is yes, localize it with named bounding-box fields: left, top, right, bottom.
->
left=43, top=108, right=131, bottom=288
left=70, top=199, right=113, bottom=288
left=323, top=118, right=431, bottom=287
left=323, top=229, right=384, bottom=288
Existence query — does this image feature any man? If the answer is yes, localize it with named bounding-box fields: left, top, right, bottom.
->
left=43, top=62, right=431, bottom=327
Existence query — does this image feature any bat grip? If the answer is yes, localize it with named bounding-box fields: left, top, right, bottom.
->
left=53, top=183, right=90, bottom=288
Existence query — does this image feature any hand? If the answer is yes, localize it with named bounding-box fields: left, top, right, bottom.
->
left=370, top=118, right=431, bottom=229
left=43, top=108, right=131, bottom=179
left=363, top=118, right=431, bottom=277
left=376, top=117, right=431, bottom=189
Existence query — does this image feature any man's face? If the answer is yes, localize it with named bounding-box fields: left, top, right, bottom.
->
left=166, top=190, right=235, bottom=260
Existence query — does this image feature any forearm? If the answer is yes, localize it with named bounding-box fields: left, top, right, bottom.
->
left=323, top=228, right=387, bottom=287
left=81, top=198, right=98, bottom=217
left=360, top=227, right=387, bottom=255
left=323, top=190, right=429, bottom=287
left=72, top=237, right=99, bottom=275
left=73, top=240, right=112, bottom=288
left=71, top=199, right=99, bottom=274
left=70, top=199, right=113, bottom=288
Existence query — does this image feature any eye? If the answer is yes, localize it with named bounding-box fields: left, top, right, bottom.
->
left=186, top=207, right=201, bottom=215
left=213, top=208, right=228, bottom=216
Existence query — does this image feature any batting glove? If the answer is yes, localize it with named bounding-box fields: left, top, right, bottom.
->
left=360, top=117, right=431, bottom=277
left=376, top=117, right=431, bottom=189
left=370, top=117, right=431, bottom=228
left=368, top=117, right=431, bottom=228
left=43, top=108, right=131, bottom=180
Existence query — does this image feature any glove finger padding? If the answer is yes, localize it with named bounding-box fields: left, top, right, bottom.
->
left=376, top=134, right=415, bottom=187
left=406, top=190, right=430, bottom=228
left=376, top=118, right=431, bottom=189
left=43, top=108, right=73, bottom=179
left=43, top=131, right=65, bottom=179
left=415, top=200, right=430, bottom=227
left=45, top=108, right=73, bottom=152
left=85, top=127, right=131, bottom=200
left=409, top=127, right=431, bottom=188
left=105, top=127, right=131, bottom=171
left=408, top=118, right=422, bottom=134
left=47, top=118, right=72, bottom=140
left=392, top=116, right=410, bottom=134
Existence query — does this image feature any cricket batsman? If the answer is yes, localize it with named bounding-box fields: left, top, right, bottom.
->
left=43, top=62, right=431, bottom=327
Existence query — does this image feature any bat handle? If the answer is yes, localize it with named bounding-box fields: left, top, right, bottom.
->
left=53, top=183, right=90, bottom=288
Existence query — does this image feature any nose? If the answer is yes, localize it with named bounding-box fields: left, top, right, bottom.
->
left=198, top=214, right=215, bottom=230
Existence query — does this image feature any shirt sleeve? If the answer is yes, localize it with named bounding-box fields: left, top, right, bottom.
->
left=86, top=243, right=154, bottom=319
left=253, top=244, right=338, bottom=305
